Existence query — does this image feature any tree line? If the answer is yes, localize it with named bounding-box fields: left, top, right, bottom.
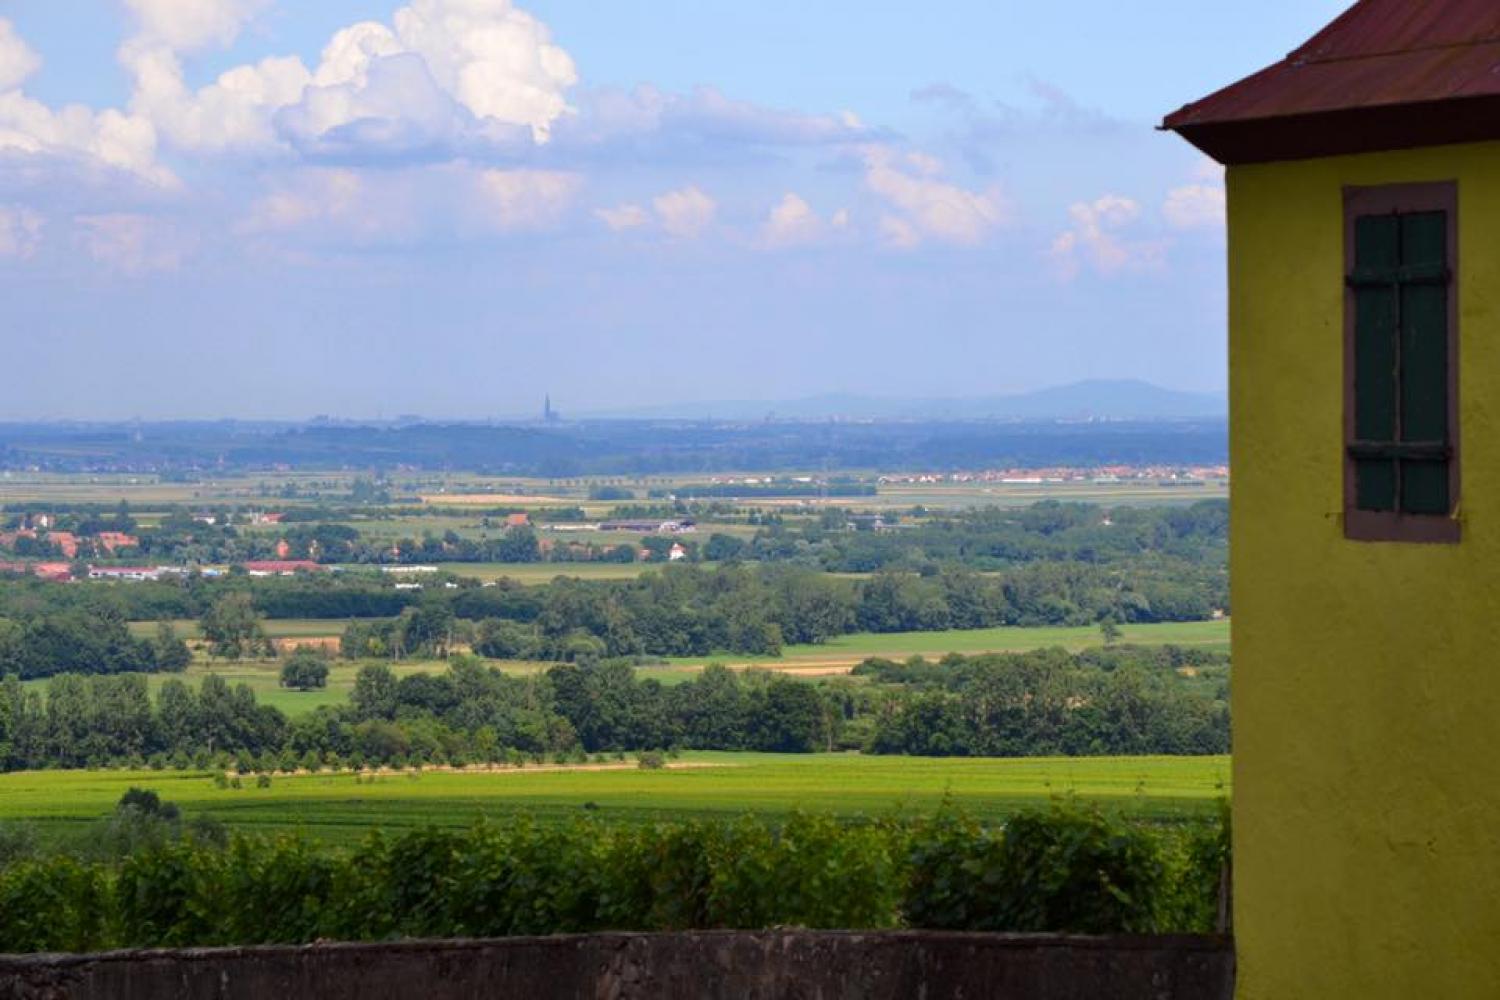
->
left=348, top=560, right=1221, bottom=662
left=0, top=645, right=1227, bottom=772
left=860, top=645, right=1229, bottom=757
left=0, top=615, right=190, bottom=680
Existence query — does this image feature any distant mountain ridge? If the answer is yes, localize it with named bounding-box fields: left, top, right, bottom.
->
left=580, top=380, right=1226, bottom=421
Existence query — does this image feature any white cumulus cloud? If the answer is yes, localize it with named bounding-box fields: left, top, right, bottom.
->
left=1049, top=194, right=1164, bottom=281
left=759, top=192, right=842, bottom=249
left=126, top=46, right=312, bottom=155
left=240, top=168, right=366, bottom=234
left=595, top=203, right=649, bottom=232
left=1163, top=180, right=1225, bottom=231
left=0, top=17, right=170, bottom=186
left=0, top=204, right=43, bottom=258
left=0, top=91, right=170, bottom=185
left=240, top=163, right=580, bottom=247
left=653, top=185, right=716, bottom=240
left=862, top=146, right=1007, bottom=248
left=0, top=18, right=41, bottom=92
left=391, top=0, right=576, bottom=139
left=472, top=168, right=581, bottom=232
left=76, top=213, right=190, bottom=274
left=121, top=0, right=578, bottom=157
left=123, top=0, right=268, bottom=52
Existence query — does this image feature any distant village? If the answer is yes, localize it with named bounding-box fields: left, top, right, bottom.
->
left=872, top=464, right=1229, bottom=486
left=0, top=506, right=702, bottom=585
left=0, top=510, right=321, bottom=584
left=695, top=464, right=1229, bottom=487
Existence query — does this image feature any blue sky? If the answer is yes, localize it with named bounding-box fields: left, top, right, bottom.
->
left=0, top=0, right=1349, bottom=419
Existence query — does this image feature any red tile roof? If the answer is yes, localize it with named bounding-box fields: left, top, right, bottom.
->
left=46, top=532, right=79, bottom=558
left=1165, top=0, right=1500, bottom=164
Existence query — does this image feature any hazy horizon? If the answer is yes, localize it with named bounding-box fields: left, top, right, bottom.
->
left=0, top=378, right=1227, bottom=425
left=0, top=1, right=1346, bottom=419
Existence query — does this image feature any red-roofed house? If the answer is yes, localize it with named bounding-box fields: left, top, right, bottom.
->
left=96, top=531, right=139, bottom=553
left=46, top=532, right=78, bottom=558
left=33, top=562, right=73, bottom=581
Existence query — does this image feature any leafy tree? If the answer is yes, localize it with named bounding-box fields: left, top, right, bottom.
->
left=473, top=619, right=534, bottom=659
left=495, top=526, right=541, bottom=563
left=748, top=677, right=823, bottom=752
left=703, top=533, right=747, bottom=562
left=152, top=622, right=192, bottom=673
left=350, top=664, right=399, bottom=721
left=279, top=650, right=331, bottom=692
left=200, top=594, right=270, bottom=661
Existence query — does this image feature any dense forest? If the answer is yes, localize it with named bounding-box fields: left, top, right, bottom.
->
left=0, top=646, right=1227, bottom=772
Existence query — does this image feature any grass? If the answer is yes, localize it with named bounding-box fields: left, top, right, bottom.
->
left=0, top=752, right=1231, bottom=846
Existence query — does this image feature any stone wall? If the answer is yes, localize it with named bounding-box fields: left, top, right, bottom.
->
left=0, top=931, right=1233, bottom=1000
left=0, top=935, right=1230, bottom=995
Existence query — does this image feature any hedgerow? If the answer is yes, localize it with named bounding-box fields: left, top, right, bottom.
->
left=0, top=802, right=1226, bottom=953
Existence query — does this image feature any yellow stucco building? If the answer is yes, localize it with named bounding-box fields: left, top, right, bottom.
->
left=1166, top=3, right=1500, bottom=997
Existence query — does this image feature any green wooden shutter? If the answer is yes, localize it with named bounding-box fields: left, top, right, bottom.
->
left=1351, top=215, right=1400, bottom=512
left=1348, top=208, right=1451, bottom=517
left=1398, top=211, right=1449, bottom=515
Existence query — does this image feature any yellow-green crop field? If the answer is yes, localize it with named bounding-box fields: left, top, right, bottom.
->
left=0, top=752, right=1230, bottom=845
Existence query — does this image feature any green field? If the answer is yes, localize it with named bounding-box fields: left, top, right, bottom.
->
left=0, top=752, right=1231, bottom=845
left=99, top=620, right=1231, bottom=712
left=127, top=619, right=350, bottom=641
left=657, top=619, right=1231, bottom=677
left=424, top=562, right=679, bottom=583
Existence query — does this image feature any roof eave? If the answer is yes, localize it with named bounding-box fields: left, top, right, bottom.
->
left=1166, top=94, right=1500, bottom=166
